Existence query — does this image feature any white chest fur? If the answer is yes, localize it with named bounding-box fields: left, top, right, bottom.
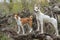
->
left=15, top=16, right=22, bottom=26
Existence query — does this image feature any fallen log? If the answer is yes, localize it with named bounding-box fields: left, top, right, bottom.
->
left=1, top=27, right=60, bottom=40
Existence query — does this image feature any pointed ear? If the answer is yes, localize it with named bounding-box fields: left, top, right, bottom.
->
left=38, top=4, right=41, bottom=9
left=34, top=4, right=37, bottom=7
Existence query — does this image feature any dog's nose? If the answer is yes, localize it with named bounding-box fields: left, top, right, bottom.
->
left=34, top=10, right=38, bottom=13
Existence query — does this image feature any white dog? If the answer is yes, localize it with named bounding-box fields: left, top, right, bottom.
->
left=34, top=5, right=59, bottom=36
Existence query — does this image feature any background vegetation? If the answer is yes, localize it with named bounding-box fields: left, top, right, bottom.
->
left=0, top=0, right=60, bottom=40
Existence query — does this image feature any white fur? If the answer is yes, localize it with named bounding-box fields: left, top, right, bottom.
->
left=14, top=16, right=25, bottom=34
left=14, top=16, right=33, bottom=34
left=34, top=6, right=59, bottom=36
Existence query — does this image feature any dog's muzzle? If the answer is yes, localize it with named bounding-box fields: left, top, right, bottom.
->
left=34, top=10, right=38, bottom=13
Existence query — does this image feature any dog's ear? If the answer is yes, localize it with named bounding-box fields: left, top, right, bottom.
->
left=34, top=4, right=37, bottom=8
left=38, top=4, right=41, bottom=9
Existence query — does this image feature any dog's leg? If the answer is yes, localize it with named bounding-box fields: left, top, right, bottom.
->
left=17, top=25, right=20, bottom=34
left=20, top=24, right=25, bottom=34
left=27, top=24, right=32, bottom=33
left=29, top=21, right=33, bottom=33
left=29, top=26, right=32, bottom=33
left=40, top=20, right=44, bottom=34
left=36, top=20, right=40, bottom=31
left=51, top=18, right=59, bottom=36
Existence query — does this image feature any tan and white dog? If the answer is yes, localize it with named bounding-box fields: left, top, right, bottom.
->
left=34, top=5, right=59, bottom=36
left=14, top=14, right=33, bottom=34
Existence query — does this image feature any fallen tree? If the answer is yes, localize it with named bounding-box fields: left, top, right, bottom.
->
left=1, top=27, right=60, bottom=40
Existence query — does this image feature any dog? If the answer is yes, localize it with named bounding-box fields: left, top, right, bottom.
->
left=14, top=13, right=33, bottom=34
left=34, top=5, right=59, bottom=36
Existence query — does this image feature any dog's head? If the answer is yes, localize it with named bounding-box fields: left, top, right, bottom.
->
left=14, top=13, right=19, bottom=19
left=34, top=6, right=39, bottom=12
left=34, top=5, right=40, bottom=13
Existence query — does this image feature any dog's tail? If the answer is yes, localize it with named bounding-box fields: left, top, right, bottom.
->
left=29, top=15, right=33, bottom=19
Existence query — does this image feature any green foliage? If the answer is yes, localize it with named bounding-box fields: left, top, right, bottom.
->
left=0, top=0, right=50, bottom=14
left=0, top=0, right=60, bottom=40
left=0, top=33, right=10, bottom=40
left=12, top=3, right=20, bottom=13
left=40, top=0, right=49, bottom=6
left=0, top=3, right=9, bottom=15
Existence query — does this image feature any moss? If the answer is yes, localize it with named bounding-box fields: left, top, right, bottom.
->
left=0, top=32, right=13, bottom=40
